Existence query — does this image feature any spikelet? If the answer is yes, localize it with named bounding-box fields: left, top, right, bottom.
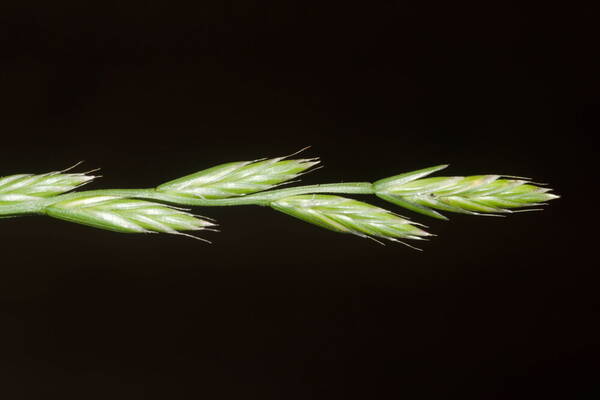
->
left=0, top=169, right=96, bottom=205
left=45, top=195, right=215, bottom=238
left=156, top=154, right=320, bottom=199
left=374, top=165, right=559, bottom=220
left=271, top=195, right=431, bottom=244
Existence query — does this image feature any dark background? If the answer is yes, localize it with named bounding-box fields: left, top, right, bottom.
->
left=1, top=2, right=596, bottom=399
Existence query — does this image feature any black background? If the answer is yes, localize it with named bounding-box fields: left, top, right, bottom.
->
left=1, top=2, right=597, bottom=399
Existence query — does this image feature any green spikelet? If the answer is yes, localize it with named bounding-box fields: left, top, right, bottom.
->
left=156, top=155, right=320, bottom=199
left=374, top=165, right=559, bottom=220
left=271, top=195, right=431, bottom=244
left=45, top=195, right=215, bottom=239
left=0, top=170, right=96, bottom=205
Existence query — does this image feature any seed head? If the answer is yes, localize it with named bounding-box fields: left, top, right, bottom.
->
left=374, top=165, right=559, bottom=219
left=45, top=195, right=215, bottom=238
left=0, top=170, right=96, bottom=205
left=271, top=195, right=431, bottom=244
left=156, top=156, right=320, bottom=199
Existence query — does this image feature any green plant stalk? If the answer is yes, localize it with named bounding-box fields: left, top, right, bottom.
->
left=0, top=182, right=375, bottom=216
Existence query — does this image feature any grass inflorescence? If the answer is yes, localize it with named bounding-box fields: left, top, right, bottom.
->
left=0, top=151, right=559, bottom=249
